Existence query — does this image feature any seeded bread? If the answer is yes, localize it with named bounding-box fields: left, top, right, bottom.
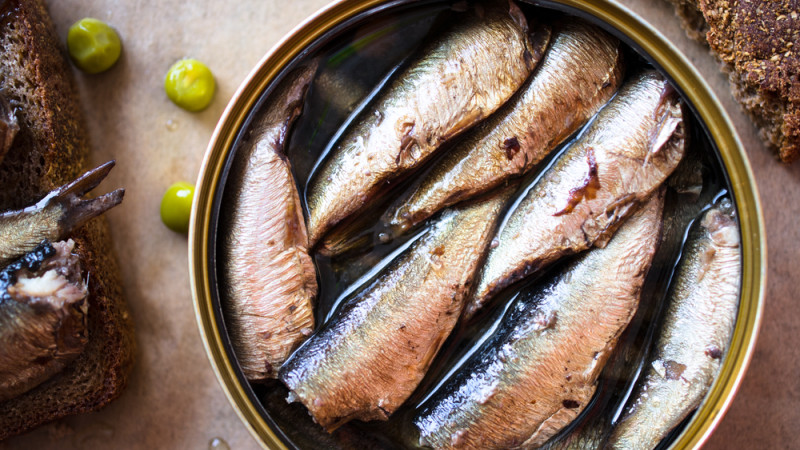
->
left=666, top=0, right=800, bottom=163
left=0, top=0, right=135, bottom=439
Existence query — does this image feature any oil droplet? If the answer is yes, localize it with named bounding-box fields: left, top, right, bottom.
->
left=165, top=118, right=179, bottom=131
left=209, top=437, right=230, bottom=450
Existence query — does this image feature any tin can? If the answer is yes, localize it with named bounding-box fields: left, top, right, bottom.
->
left=190, top=1, right=766, bottom=448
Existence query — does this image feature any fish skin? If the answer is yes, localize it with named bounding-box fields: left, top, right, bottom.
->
left=606, top=201, right=740, bottom=450
left=414, top=192, right=664, bottom=450
left=538, top=421, right=606, bottom=450
left=0, top=240, right=88, bottom=402
left=279, top=187, right=514, bottom=431
left=539, top=147, right=713, bottom=450
left=465, top=71, right=686, bottom=319
left=385, top=20, right=623, bottom=236
left=305, top=1, right=546, bottom=246
left=0, top=160, right=123, bottom=267
left=221, top=64, right=318, bottom=382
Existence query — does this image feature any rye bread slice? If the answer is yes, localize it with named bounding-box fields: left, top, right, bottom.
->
left=666, top=0, right=800, bottom=163
left=0, top=0, right=135, bottom=439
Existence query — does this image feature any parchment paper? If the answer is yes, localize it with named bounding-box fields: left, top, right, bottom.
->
left=2, top=0, right=797, bottom=448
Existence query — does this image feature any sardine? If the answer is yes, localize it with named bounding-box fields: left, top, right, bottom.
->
left=606, top=200, right=740, bottom=449
left=305, top=1, right=548, bottom=246
left=0, top=160, right=123, bottom=267
left=0, top=240, right=88, bottom=402
left=414, top=192, right=664, bottom=449
left=538, top=415, right=607, bottom=450
left=465, top=71, right=686, bottom=319
left=0, top=93, right=18, bottom=165
left=541, top=147, right=713, bottom=450
left=279, top=187, right=514, bottom=431
left=221, top=64, right=318, bottom=381
left=385, top=20, right=623, bottom=236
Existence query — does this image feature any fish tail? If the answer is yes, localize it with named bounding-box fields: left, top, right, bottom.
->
left=43, top=160, right=123, bottom=232
left=52, top=160, right=117, bottom=200
left=59, top=188, right=125, bottom=232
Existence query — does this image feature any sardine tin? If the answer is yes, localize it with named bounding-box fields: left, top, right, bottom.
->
left=190, top=1, right=765, bottom=448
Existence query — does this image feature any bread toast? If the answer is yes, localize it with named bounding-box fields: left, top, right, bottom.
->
left=666, top=0, right=800, bottom=163
left=0, top=0, right=134, bottom=439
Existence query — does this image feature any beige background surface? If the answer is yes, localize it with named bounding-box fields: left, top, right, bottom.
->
left=1, top=0, right=797, bottom=448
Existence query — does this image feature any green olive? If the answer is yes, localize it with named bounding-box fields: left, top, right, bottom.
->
left=160, top=181, right=195, bottom=233
left=67, top=18, right=122, bottom=74
left=164, top=59, right=216, bottom=112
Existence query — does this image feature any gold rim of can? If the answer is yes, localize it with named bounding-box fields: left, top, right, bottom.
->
left=189, top=1, right=767, bottom=448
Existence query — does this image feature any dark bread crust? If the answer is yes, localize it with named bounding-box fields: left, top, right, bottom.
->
left=0, top=0, right=134, bottom=439
left=666, top=0, right=800, bottom=163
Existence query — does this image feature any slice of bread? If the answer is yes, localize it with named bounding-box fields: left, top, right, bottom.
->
left=0, top=0, right=135, bottom=439
left=666, top=0, right=800, bottom=163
